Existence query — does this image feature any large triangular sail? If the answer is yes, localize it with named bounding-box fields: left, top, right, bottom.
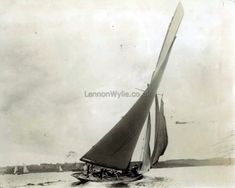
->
left=139, top=113, right=151, bottom=173
left=80, top=3, right=183, bottom=170
left=151, top=97, right=168, bottom=165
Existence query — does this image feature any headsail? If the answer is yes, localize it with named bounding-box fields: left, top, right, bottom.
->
left=159, top=99, right=168, bottom=156
left=151, top=97, right=168, bottom=165
left=139, top=113, right=151, bottom=173
left=80, top=3, right=183, bottom=170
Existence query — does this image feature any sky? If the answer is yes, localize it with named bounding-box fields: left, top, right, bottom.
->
left=0, top=0, right=235, bottom=166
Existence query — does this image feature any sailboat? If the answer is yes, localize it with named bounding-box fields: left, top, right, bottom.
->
left=13, top=166, right=20, bottom=175
left=72, top=2, right=183, bottom=183
left=58, top=165, right=63, bottom=172
left=23, top=164, right=29, bottom=174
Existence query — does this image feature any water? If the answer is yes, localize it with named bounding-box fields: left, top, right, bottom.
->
left=0, top=166, right=234, bottom=188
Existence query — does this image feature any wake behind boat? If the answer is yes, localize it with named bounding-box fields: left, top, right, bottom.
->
left=72, top=2, right=184, bottom=183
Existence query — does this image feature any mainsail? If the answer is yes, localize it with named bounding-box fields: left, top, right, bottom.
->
left=81, top=3, right=183, bottom=170
left=139, top=113, right=151, bottom=173
left=151, top=97, right=168, bottom=165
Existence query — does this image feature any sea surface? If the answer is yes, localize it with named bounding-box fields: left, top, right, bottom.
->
left=0, top=166, right=234, bottom=188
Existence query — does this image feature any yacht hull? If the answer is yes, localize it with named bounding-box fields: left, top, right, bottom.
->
left=71, top=172, right=143, bottom=183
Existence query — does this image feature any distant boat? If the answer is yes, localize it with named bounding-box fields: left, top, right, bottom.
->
left=23, top=164, right=29, bottom=174
left=13, top=166, right=20, bottom=175
left=58, top=165, right=63, bottom=172
left=13, top=164, right=29, bottom=175
left=175, top=121, right=194, bottom=124
left=72, top=2, right=183, bottom=183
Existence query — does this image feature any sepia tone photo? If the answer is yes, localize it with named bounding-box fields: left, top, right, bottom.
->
left=0, top=0, right=234, bottom=187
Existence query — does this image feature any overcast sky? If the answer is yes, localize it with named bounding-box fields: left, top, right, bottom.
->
left=0, top=0, right=235, bottom=166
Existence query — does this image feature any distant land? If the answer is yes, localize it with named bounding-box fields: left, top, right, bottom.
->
left=0, top=163, right=83, bottom=175
left=154, top=157, right=235, bottom=168
left=0, top=158, right=234, bottom=175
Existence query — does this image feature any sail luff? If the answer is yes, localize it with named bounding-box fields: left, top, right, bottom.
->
left=139, top=113, right=151, bottom=173
left=80, top=3, right=183, bottom=170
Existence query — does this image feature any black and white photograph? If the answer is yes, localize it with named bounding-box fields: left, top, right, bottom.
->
left=0, top=0, right=234, bottom=187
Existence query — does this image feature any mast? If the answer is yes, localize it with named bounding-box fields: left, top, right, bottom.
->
left=80, top=2, right=183, bottom=170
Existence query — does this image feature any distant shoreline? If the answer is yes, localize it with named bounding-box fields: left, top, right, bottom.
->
left=154, top=157, right=235, bottom=168
left=0, top=163, right=83, bottom=175
left=0, top=158, right=234, bottom=175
